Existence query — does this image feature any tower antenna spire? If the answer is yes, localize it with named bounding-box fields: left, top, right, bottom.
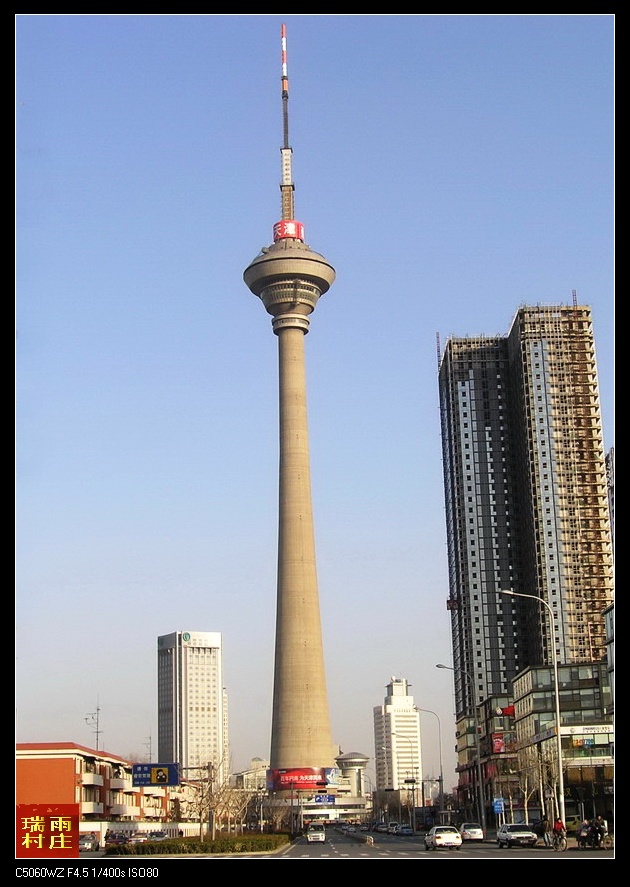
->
left=276, top=25, right=303, bottom=241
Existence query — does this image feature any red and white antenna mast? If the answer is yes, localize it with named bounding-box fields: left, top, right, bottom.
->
left=274, top=24, right=305, bottom=243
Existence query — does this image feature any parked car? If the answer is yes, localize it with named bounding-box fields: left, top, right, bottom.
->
left=496, top=823, right=538, bottom=848
left=105, top=832, right=129, bottom=845
left=459, top=822, right=484, bottom=842
left=398, top=825, right=414, bottom=836
left=306, top=824, right=326, bottom=844
left=147, top=831, right=169, bottom=842
left=564, top=815, right=583, bottom=835
left=128, top=833, right=148, bottom=844
left=387, top=822, right=400, bottom=834
left=424, top=825, right=462, bottom=850
left=78, top=833, right=99, bottom=852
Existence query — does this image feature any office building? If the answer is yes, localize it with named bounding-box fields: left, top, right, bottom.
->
left=374, top=677, right=422, bottom=821
left=157, top=631, right=228, bottom=781
left=437, top=302, right=614, bottom=820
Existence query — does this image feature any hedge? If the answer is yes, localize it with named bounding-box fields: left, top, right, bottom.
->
left=105, top=833, right=291, bottom=856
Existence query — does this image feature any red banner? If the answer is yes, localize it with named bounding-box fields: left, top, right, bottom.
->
left=16, top=804, right=80, bottom=858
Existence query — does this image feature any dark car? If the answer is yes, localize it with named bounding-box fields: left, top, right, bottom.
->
left=147, top=831, right=169, bottom=841
left=105, top=832, right=130, bottom=845
left=496, top=823, right=538, bottom=848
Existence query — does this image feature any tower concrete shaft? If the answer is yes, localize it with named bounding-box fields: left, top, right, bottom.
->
left=243, top=239, right=336, bottom=773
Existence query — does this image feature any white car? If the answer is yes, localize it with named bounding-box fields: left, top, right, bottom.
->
left=460, top=822, right=484, bottom=842
left=496, top=823, right=538, bottom=848
left=306, top=825, right=326, bottom=843
left=424, top=825, right=462, bottom=850
left=127, top=833, right=148, bottom=844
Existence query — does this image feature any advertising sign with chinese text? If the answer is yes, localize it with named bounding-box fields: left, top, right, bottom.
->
left=16, top=804, right=79, bottom=858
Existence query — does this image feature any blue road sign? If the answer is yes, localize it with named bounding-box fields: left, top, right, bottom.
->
left=132, top=763, right=180, bottom=787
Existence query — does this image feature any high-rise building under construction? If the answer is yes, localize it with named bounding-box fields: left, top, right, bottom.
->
left=438, top=302, right=613, bottom=708
left=437, top=302, right=614, bottom=822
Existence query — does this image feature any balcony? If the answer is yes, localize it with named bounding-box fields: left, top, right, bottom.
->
left=81, top=772, right=104, bottom=787
left=142, top=786, right=165, bottom=798
left=142, top=806, right=165, bottom=819
left=110, top=777, right=132, bottom=790
left=109, top=803, right=140, bottom=817
left=81, top=802, right=104, bottom=815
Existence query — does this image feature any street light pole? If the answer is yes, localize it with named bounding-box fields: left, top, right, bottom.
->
left=258, top=785, right=265, bottom=832
left=436, top=663, right=487, bottom=835
left=500, top=589, right=566, bottom=825
left=417, top=708, right=445, bottom=814
left=289, top=781, right=295, bottom=834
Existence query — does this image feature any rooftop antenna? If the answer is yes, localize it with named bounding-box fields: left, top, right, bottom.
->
left=85, top=701, right=102, bottom=751
left=275, top=23, right=304, bottom=242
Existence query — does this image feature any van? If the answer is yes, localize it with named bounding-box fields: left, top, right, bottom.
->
left=306, top=824, right=326, bottom=843
left=565, top=815, right=583, bottom=834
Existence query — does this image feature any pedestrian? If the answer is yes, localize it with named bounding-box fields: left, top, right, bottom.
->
left=542, top=817, right=552, bottom=847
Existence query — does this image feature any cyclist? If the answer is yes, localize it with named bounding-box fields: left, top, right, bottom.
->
left=552, top=818, right=566, bottom=849
left=590, top=816, right=605, bottom=848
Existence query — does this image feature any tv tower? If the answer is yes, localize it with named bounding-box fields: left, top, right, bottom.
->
left=243, top=24, right=336, bottom=787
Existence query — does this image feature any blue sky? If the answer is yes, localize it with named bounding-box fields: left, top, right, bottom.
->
left=16, top=14, right=614, bottom=788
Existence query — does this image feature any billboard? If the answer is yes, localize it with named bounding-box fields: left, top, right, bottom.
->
left=132, top=763, right=180, bottom=787
left=267, top=767, right=327, bottom=792
left=16, top=803, right=80, bottom=858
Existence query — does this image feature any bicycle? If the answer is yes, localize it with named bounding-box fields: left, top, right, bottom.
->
left=552, top=831, right=568, bottom=851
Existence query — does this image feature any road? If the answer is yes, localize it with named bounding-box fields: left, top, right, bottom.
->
left=71, top=829, right=615, bottom=862
left=263, top=830, right=614, bottom=860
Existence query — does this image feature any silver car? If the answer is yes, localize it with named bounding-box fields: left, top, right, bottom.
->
left=78, top=833, right=100, bottom=852
left=306, top=825, right=326, bottom=843
left=460, top=822, right=484, bottom=842
left=496, top=823, right=538, bottom=848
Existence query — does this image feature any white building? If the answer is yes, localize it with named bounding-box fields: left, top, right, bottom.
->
left=374, top=677, right=422, bottom=797
left=157, top=631, right=228, bottom=782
